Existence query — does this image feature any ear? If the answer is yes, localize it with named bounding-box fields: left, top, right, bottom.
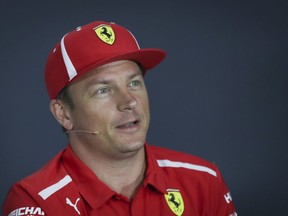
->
left=50, top=99, right=73, bottom=130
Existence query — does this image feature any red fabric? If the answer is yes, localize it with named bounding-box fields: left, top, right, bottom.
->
left=3, top=143, right=236, bottom=215
left=45, top=21, right=166, bottom=99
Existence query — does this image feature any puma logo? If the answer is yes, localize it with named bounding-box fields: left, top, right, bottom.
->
left=66, top=197, right=81, bottom=215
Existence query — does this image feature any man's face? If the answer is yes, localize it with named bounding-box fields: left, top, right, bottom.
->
left=66, top=60, right=150, bottom=158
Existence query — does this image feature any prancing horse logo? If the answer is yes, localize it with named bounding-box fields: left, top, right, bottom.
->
left=164, top=189, right=185, bottom=216
left=168, top=193, right=181, bottom=208
left=94, top=25, right=115, bottom=45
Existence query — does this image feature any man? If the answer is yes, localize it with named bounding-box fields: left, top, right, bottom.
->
left=3, top=20, right=237, bottom=215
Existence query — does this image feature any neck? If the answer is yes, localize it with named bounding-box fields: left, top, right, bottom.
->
left=71, top=142, right=147, bottom=200
left=103, top=154, right=146, bottom=199
left=95, top=149, right=146, bottom=199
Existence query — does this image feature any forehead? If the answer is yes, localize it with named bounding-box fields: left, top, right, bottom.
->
left=67, top=60, right=142, bottom=90
left=78, top=60, right=142, bottom=83
left=95, top=60, right=142, bottom=75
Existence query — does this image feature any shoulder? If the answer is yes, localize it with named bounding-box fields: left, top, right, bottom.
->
left=3, top=150, right=68, bottom=215
left=149, top=145, right=216, bottom=168
left=148, top=145, right=220, bottom=178
left=146, top=145, right=237, bottom=214
left=4, top=150, right=68, bottom=201
left=18, top=150, right=66, bottom=190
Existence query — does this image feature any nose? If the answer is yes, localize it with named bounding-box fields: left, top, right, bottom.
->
left=117, top=90, right=138, bottom=111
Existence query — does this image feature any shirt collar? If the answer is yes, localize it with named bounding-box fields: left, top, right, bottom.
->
left=62, top=145, right=116, bottom=209
left=62, top=143, right=167, bottom=209
left=143, top=143, right=168, bottom=194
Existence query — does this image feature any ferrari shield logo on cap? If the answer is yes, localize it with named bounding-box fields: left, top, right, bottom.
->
left=94, top=25, right=115, bottom=45
left=164, top=189, right=184, bottom=216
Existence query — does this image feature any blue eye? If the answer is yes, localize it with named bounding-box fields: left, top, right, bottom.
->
left=129, top=80, right=141, bottom=88
left=96, top=87, right=111, bottom=95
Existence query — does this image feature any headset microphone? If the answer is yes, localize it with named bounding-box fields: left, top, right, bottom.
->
left=65, top=130, right=100, bottom=135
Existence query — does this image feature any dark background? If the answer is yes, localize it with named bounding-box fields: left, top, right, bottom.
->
left=1, top=0, right=287, bottom=215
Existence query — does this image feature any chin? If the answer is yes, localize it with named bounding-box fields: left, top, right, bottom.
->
left=118, top=139, right=146, bottom=154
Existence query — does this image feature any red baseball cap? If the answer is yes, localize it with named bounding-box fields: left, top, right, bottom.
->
left=45, top=21, right=166, bottom=99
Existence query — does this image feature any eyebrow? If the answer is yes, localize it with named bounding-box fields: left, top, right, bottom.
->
left=86, top=70, right=143, bottom=88
left=128, top=70, right=143, bottom=80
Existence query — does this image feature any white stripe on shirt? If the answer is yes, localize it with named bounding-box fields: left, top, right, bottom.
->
left=38, top=175, right=72, bottom=200
left=157, top=159, right=217, bottom=177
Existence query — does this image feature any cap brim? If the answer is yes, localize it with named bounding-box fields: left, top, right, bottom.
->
left=77, top=48, right=166, bottom=79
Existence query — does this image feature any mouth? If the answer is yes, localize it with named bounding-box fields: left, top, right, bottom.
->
left=116, top=120, right=140, bottom=129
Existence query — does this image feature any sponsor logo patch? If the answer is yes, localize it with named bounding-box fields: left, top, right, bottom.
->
left=164, top=189, right=184, bottom=216
left=66, top=197, right=81, bottom=215
left=94, top=25, right=115, bottom=45
left=8, top=207, right=45, bottom=216
left=224, top=191, right=233, bottom=204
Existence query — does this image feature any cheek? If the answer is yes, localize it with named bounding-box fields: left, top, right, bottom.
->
left=85, top=103, right=115, bottom=129
left=140, top=94, right=150, bottom=124
left=71, top=103, right=101, bottom=128
left=143, top=96, right=150, bottom=114
left=143, top=91, right=150, bottom=110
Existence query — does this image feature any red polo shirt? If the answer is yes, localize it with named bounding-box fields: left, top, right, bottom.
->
left=3, top=143, right=237, bottom=216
